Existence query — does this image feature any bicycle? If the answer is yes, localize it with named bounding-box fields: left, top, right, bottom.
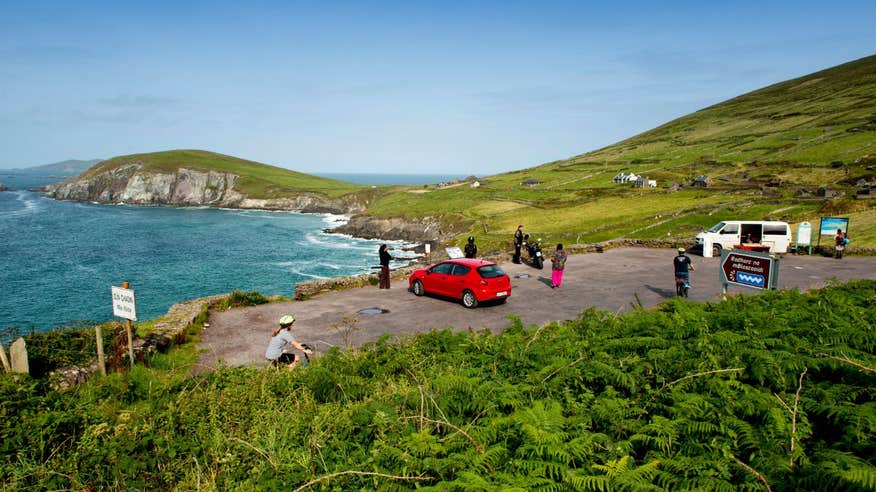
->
left=675, top=275, right=690, bottom=298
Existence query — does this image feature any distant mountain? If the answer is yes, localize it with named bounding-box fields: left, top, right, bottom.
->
left=12, top=159, right=103, bottom=176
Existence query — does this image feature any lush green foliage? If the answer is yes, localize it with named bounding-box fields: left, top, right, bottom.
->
left=2, top=281, right=875, bottom=490
left=215, top=290, right=271, bottom=310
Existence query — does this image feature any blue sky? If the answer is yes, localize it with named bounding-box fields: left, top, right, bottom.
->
left=1, top=1, right=874, bottom=175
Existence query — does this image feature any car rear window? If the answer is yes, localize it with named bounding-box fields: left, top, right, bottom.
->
left=477, top=265, right=506, bottom=278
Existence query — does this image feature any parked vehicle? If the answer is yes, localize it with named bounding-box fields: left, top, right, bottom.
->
left=695, top=221, right=792, bottom=255
left=525, top=236, right=544, bottom=269
left=409, top=258, right=512, bottom=308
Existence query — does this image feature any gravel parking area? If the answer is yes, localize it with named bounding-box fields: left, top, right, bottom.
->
left=192, top=248, right=876, bottom=373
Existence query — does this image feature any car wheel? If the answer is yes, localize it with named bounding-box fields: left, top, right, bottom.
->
left=461, top=289, right=478, bottom=308
left=712, top=244, right=723, bottom=256
left=412, top=280, right=425, bottom=296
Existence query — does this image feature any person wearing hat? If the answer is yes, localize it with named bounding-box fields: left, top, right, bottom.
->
left=673, top=247, right=695, bottom=297
left=464, top=236, right=478, bottom=259
left=265, top=315, right=312, bottom=367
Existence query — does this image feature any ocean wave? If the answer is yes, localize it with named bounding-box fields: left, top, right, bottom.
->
left=289, top=268, right=330, bottom=280
left=0, top=191, right=42, bottom=217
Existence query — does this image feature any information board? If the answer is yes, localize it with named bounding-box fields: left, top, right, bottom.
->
left=720, top=249, right=779, bottom=290
left=111, top=286, right=137, bottom=321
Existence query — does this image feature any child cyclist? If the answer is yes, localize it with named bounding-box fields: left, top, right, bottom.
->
left=265, top=315, right=312, bottom=368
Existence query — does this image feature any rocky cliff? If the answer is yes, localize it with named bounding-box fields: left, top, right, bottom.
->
left=45, top=163, right=364, bottom=213
left=0, top=182, right=9, bottom=192
left=328, top=214, right=452, bottom=243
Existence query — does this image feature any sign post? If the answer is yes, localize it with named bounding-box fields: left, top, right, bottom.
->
left=795, top=222, right=812, bottom=255
left=112, top=282, right=137, bottom=367
left=719, top=249, right=780, bottom=299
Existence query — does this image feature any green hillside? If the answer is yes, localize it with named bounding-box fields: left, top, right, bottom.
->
left=83, top=149, right=366, bottom=198
left=364, top=55, right=876, bottom=250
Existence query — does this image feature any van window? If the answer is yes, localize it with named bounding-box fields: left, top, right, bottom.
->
left=720, top=224, right=739, bottom=235
left=764, top=224, right=788, bottom=235
left=707, top=222, right=726, bottom=233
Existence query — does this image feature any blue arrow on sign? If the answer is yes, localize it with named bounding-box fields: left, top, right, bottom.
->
left=737, top=272, right=765, bottom=287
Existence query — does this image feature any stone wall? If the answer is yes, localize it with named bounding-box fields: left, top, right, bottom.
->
left=49, top=293, right=229, bottom=390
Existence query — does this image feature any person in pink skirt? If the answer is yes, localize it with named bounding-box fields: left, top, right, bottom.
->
left=550, top=243, right=567, bottom=288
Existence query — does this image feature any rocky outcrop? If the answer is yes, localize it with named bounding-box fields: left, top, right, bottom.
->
left=44, top=163, right=365, bottom=213
left=329, top=215, right=451, bottom=243
left=0, top=182, right=9, bottom=192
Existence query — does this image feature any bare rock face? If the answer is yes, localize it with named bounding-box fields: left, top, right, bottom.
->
left=0, top=182, right=9, bottom=192
left=330, top=215, right=450, bottom=243
left=44, top=163, right=364, bottom=213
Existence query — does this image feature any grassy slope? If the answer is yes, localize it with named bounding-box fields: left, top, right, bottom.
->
left=365, top=54, right=876, bottom=251
left=82, top=149, right=367, bottom=198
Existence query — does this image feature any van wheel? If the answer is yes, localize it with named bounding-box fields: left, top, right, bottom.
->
left=712, top=244, right=723, bottom=256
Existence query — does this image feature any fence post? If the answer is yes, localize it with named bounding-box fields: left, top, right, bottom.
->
left=123, top=281, right=135, bottom=368
left=95, top=325, right=106, bottom=376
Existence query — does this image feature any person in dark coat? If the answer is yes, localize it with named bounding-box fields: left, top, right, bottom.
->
left=464, top=236, right=477, bottom=258
left=378, top=244, right=393, bottom=289
left=513, top=225, right=524, bottom=263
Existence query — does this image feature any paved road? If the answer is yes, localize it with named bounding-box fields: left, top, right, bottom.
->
left=192, top=248, right=876, bottom=373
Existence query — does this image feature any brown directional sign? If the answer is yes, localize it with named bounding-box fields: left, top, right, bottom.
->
left=720, top=250, right=776, bottom=290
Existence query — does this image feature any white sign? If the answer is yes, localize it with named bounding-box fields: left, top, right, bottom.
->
left=797, top=222, right=812, bottom=247
left=111, top=286, right=137, bottom=320
left=446, top=247, right=464, bottom=259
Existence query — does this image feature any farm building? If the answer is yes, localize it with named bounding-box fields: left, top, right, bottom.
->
left=613, top=172, right=639, bottom=184
left=691, top=176, right=713, bottom=187
left=633, top=177, right=657, bottom=188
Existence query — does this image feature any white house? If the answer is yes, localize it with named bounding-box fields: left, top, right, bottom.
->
left=613, top=172, right=640, bottom=184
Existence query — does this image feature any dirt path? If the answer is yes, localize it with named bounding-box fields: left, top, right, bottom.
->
left=192, top=248, right=876, bottom=373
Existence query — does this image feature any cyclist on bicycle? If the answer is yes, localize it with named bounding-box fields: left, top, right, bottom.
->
left=673, top=247, right=695, bottom=297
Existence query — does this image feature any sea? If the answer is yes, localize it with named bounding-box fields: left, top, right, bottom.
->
left=0, top=172, right=462, bottom=335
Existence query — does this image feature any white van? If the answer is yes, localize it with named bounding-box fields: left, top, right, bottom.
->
left=695, top=221, right=792, bottom=255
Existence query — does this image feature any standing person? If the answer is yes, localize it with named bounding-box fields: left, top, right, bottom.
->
left=834, top=229, right=846, bottom=259
left=673, top=247, right=695, bottom=297
left=464, top=236, right=477, bottom=258
left=513, top=225, right=524, bottom=263
left=378, top=244, right=393, bottom=289
left=265, top=315, right=312, bottom=368
left=550, top=243, right=567, bottom=288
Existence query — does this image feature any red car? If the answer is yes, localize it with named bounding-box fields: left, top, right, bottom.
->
left=408, top=258, right=512, bottom=308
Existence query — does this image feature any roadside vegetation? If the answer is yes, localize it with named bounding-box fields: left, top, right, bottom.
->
left=2, top=280, right=874, bottom=490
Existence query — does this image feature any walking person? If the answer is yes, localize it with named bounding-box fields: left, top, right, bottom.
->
left=265, top=315, right=312, bottom=368
left=550, top=243, right=567, bottom=288
left=464, top=236, right=478, bottom=259
left=513, top=225, right=524, bottom=263
left=378, top=244, right=393, bottom=289
left=673, top=247, right=695, bottom=297
left=834, top=229, right=846, bottom=259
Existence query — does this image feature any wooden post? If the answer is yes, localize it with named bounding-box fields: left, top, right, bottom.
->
left=95, top=325, right=106, bottom=376
left=0, top=342, right=10, bottom=372
left=123, top=281, right=135, bottom=368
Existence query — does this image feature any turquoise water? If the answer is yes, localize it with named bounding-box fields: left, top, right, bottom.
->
left=0, top=175, right=420, bottom=333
